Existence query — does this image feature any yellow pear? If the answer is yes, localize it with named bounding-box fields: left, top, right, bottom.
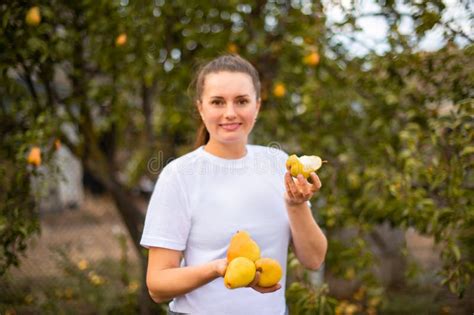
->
left=27, top=146, right=41, bottom=167
left=303, top=51, right=320, bottom=66
left=54, top=139, right=61, bottom=151
left=224, top=257, right=256, bottom=289
left=115, top=33, right=127, bottom=47
left=26, top=7, right=41, bottom=26
left=227, top=43, right=238, bottom=54
left=273, top=83, right=286, bottom=98
left=226, top=230, right=260, bottom=262
left=255, top=258, right=282, bottom=287
left=286, top=154, right=324, bottom=179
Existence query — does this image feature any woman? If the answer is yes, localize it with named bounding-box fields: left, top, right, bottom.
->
left=141, top=54, right=327, bottom=315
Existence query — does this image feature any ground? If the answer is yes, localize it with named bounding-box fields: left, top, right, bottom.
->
left=7, top=192, right=140, bottom=283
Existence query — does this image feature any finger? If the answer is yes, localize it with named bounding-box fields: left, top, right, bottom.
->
left=290, top=179, right=303, bottom=199
left=252, top=283, right=282, bottom=294
left=219, top=259, right=228, bottom=276
left=297, top=174, right=307, bottom=186
left=288, top=173, right=299, bottom=193
left=296, top=174, right=312, bottom=195
left=247, top=271, right=260, bottom=288
left=292, top=175, right=306, bottom=198
left=310, top=172, right=322, bottom=191
left=285, top=173, right=296, bottom=199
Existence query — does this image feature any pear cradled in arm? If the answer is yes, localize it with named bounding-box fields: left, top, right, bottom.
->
left=286, top=154, right=325, bottom=179
left=255, top=258, right=283, bottom=287
left=224, top=257, right=256, bottom=289
left=226, top=230, right=261, bottom=262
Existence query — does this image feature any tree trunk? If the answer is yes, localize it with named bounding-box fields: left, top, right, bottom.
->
left=84, top=162, right=155, bottom=314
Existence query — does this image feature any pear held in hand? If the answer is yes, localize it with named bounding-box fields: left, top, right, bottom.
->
left=255, top=258, right=283, bottom=287
left=286, top=154, right=324, bottom=179
left=224, top=257, right=256, bottom=289
left=226, top=230, right=261, bottom=262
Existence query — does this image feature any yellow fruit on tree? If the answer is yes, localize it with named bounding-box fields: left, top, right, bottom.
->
left=255, top=258, right=282, bottom=287
left=115, top=33, right=127, bottom=46
left=54, top=139, right=61, bottom=151
left=27, top=146, right=41, bottom=167
left=273, top=83, right=286, bottom=98
left=286, top=154, right=324, bottom=179
left=304, top=51, right=320, bottom=66
left=227, top=230, right=260, bottom=262
left=26, top=6, right=41, bottom=26
left=227, top=43, right=238, bottom=54
left=224, top=256, right=256, bottom=289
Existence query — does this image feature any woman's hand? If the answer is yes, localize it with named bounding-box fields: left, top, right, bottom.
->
left=247, top=271, right=281, bottom=293
left=284, top=172, right=321, bottom=206
left=212, top=258, right=228, bottom=277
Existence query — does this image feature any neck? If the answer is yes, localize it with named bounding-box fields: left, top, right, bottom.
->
left=204, top=139, right=248, bottom=159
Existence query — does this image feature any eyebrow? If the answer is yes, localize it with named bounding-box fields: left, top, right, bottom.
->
left=210, top=95, right=250, bottom=99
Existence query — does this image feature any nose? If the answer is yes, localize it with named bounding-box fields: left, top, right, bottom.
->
left=224, top=104, right=237, bottom=120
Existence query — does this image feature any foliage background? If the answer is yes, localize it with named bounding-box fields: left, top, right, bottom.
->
left=1, top=0, right=473, bottom=314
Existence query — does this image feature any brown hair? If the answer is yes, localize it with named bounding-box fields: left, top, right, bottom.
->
left=190, top=54, right=261, bottom=149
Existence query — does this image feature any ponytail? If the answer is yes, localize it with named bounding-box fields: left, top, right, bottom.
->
left=194, top=121, right=210, bottom=149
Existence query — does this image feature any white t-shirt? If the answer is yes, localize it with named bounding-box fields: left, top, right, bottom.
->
left=141, top=144, right=310, bottom=315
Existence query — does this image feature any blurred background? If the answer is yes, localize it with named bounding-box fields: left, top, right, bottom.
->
left=1, top=1, right=473, bottom=314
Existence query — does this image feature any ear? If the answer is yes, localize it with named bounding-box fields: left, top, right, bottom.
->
left=255, top=98, right=261, bottom=118
left=196, top=100, right=203, bottom=116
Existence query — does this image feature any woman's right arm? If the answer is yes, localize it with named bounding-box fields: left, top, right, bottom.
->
left=146, top=247, right=228, bottom=303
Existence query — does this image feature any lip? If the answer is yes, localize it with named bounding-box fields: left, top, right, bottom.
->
left=219, top=123, right=242, bottom=131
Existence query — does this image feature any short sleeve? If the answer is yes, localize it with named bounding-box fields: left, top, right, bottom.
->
left=140, top=164, right=191, bottom=250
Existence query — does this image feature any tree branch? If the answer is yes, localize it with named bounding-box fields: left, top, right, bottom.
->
left=58, top=130, right=81, bottom=158
left=142, top=77, right=158, bottom=144
left=38, top=63, right=55, bottom=113
left=444, top=20, right=474, bottom=44
left=19, top=61, right=42, bottom=114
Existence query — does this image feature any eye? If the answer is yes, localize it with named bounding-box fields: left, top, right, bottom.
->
left=211, top=99, right=224, bottom=106
left=237, top=98, right=249, bottom=106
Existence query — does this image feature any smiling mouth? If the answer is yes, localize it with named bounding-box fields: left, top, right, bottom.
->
left=219, top=123, right=242, bottom=130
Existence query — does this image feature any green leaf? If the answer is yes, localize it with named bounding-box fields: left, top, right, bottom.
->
left=451, top=244, right=461, bottom=262
left=460, top=146, right=474, bottom=157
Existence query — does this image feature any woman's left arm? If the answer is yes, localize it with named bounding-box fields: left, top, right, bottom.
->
left=284, top=172, right=328, bottom=270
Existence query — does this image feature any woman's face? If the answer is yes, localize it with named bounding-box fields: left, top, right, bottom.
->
left=197, top=71, right=260, bottom=146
